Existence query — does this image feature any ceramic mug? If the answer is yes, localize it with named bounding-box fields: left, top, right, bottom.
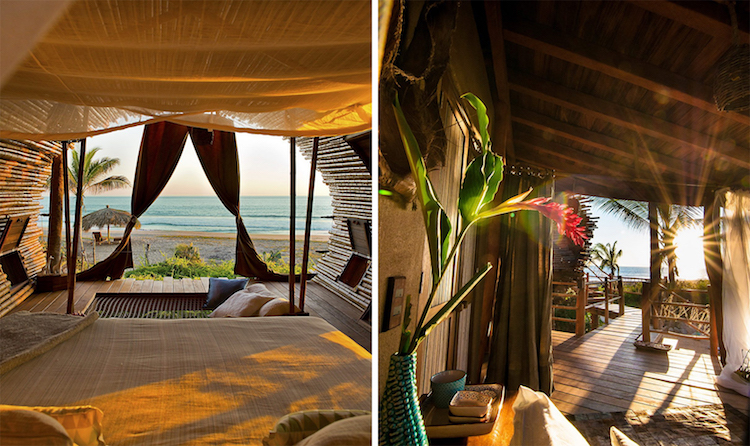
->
left=430, top=370, right=466, bottom=408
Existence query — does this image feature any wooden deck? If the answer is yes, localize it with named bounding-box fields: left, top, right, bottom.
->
left=10, top=277, right=371, bottom=351
left=551, top=306, right=747, bottom=416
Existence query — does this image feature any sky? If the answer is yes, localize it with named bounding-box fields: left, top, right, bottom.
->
left=587, top=204, right=708, bottom=280
left=77, top=126, right=329, bottom=197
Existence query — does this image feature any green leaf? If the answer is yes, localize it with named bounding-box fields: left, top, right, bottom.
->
left=393, top=96, right=452, bottom=277
left=458, top=150, right=504, bottom=224
left=461, top=93, right=490, bottom=152
left=475, top=188, right=533, bottom=220
left=409, top=262, right=493, bottom=353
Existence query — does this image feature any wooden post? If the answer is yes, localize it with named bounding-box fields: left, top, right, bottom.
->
left=299, top=137, right=319, bottom=313
left=67, top=139, right=86, bottom=314
left=62, top=142, right=73, bottom=308
left=641, top=281, right=651, bottom=343
left=576, top=276, right=586, bottom=337
left=703, top=194, right=725, bottom=363
left=288, top=137, right=296, bottom=314
left=604, top=277, right=610, bottom=325
left=646, top=201, right=661, bottom=342
left=618, top=276, right=624, bottom=316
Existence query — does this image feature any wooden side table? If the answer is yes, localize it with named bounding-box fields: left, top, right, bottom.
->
left=425, top=389, right=517, bottom=446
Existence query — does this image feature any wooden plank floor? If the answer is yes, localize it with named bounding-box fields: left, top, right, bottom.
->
left=9, top=277, right=371, bottom=351
left=551, top=306, right=747, bottom=416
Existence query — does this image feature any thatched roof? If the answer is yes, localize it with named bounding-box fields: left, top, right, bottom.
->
left=476, top=0, right=749, bottom=205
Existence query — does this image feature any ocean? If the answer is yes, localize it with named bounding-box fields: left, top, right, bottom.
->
left=584, top=265, right=707, bottom=281
left=39, top=195, right=334, bottom=235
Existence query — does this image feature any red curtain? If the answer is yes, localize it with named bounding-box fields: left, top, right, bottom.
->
left=79, top=122, right=291, bottom=281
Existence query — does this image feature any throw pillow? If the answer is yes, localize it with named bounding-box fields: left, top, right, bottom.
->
left=16, top=405, right=106, bottom=446
left=610, top=426, right=640, bottom=446
left=262, top=409, right=370, bottom=446
left=0, top=407, right=73, bottom=446
left=209, top=290, right=274, bottom=318
left=259, top=298, right=301, bottom=317
left=204, top=278, right=248, bottom=309
left=296, top=414, right=372, bottom=446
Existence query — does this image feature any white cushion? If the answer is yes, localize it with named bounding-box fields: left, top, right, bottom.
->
left=295, top=415, right=371, bottom=446
left=610, top=426, right=639, bottom=446
left=209, top=290, right=274, bottom=317
left=259, top=298, right=301, bottom=317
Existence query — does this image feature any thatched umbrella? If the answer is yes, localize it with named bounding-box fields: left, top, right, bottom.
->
left=81, top=205, right=141, bottom=242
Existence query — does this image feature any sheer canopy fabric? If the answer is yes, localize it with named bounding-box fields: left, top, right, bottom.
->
left=0, top=0, right=371, bottom=140
left=715, top=189, right=750, bottom=397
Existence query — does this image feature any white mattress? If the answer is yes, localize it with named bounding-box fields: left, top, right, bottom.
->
left=0, top=316, right=371, bottom=445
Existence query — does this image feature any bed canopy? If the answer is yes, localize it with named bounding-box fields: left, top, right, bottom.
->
left=0, top=0, right=372, bottom=314
left=0, top=0, right=372, bottom=140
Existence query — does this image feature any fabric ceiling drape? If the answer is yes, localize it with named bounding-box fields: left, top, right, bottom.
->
left=80, top=122, right=286, bottom=281
left=78, top=122, right=187, bottom=281
left=189, top=127, right=295, bottom=281
left=485, top=166, right=555, bottom=395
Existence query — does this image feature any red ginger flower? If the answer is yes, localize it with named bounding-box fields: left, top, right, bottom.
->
left=517, top=198, right=587, bottom=246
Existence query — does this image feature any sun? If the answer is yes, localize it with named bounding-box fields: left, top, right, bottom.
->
left=674, top=227, right=708, bottom=280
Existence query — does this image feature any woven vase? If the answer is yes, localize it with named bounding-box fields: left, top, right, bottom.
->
left=379, top=353, right=428, bottom=446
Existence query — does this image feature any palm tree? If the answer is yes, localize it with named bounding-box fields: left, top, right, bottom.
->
left=591, top=198, right=702, bottom=284
left=590, top=241, right=623, bottom=276
left=68, top=147, right=131, bottom=202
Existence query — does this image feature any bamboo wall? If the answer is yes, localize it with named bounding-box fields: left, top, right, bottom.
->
left=298, top=136, right=371, bottom=310
left=0, top=139, right=60, bottom=316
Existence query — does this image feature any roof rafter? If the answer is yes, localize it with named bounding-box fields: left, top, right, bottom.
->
left=514, top=133, right=635, bottom=177
left=628, top=0, right=750, bottom=44
left=503, top=19, right=749, bottom=126
left=507, top=70, right=750, bottom=169
left=511, top=107, right=707, bottom=183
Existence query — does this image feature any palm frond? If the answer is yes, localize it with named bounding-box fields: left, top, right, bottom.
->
left=591, top=197, right=649, bottom=232
left=87, top=176, right=131, bottom=194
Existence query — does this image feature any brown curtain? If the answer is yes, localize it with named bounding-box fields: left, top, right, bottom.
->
left=189, top=127, right=295, bottom=281
left=78, top=122, right=188, bottom=281
left=79, top=122, right=292, bottom=281
left=485, top=166, right=555, bottom=395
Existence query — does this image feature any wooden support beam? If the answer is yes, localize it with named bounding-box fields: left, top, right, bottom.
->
left=289, top=137, right=296, bottom=313
left=514, top=132, right=635, bottom=177
left=299, top=137, right=319, bottom=313
left=576, top=277, right=586, bottom=337
left=503, top=19, right=749, bottom=126
left=512, top=107, right=704, bottom=182
left=484, top=1, right=515, bottom=161
left=628, top=0, right=750, bottom=44
left=646, top=202, right=662, bottom=343
left=67, top=139, right=86, bottom=314
left=62, top=141, right=71, bottom=285
left=507, top=70, right=750, bottom=169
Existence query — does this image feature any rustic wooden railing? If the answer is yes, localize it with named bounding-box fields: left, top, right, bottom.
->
left=552, top=274, right=627, bottom=337
left=646, top=285, right=711, bottom=341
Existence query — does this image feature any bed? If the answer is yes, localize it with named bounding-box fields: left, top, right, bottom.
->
left=0, top=314, right=371, bottom=445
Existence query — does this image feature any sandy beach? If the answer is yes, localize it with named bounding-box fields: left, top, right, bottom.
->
left=68, top=229, right=329, bottom=267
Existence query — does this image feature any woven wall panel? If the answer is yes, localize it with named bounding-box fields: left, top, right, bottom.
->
left=298, top=136, right=371, bottom=310
left=0, top=139, right=61, bottom=316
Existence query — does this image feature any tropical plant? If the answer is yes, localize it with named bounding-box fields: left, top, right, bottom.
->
left=393, top=93, right=586, bottom=356
left=591, top=198, right=702, bottom=284
left=174, top=243, right=200, bottom=261
left=590, top=241, right=623, bottom=276
left=68, top=146, right=131, bottom=202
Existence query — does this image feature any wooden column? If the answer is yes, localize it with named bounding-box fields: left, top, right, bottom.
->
left=645, top=201, right=661, bottom=343
left=47, top=153, right=64, bottom=273
left=67, top=139, right=86, bottom=314
left=575, top=276, right=586, bottom=337
left=703, top=192, right=725, bottom=363
left=617, top=276, right=624, bottom=316
left=288, top=137, right=296, bottom=313
left=603, top=277, right=610, bottom=325
left=299, top=137, right=319, bottom=313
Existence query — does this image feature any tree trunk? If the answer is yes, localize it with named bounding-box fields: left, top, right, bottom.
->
left=47, top=154, right=64, bottom=274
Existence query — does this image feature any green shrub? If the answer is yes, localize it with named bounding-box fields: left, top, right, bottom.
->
left=174, top=243, right=200, bottom=261
left=125, top=256, right=236, bottom=280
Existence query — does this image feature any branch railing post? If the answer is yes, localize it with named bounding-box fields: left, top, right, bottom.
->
left=299, top=137, right=319, bottom=313
left=67, top=139, right=86, bottom=314
left=289, top=137, right=296, bottom=314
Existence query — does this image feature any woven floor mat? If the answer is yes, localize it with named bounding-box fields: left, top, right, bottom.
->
left=568, top=403, right=748, bottom=446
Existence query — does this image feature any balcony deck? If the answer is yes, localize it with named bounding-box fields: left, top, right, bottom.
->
left=9, top=277, right=371, bottom=351
left=550, top=306, right=747, bottom=416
